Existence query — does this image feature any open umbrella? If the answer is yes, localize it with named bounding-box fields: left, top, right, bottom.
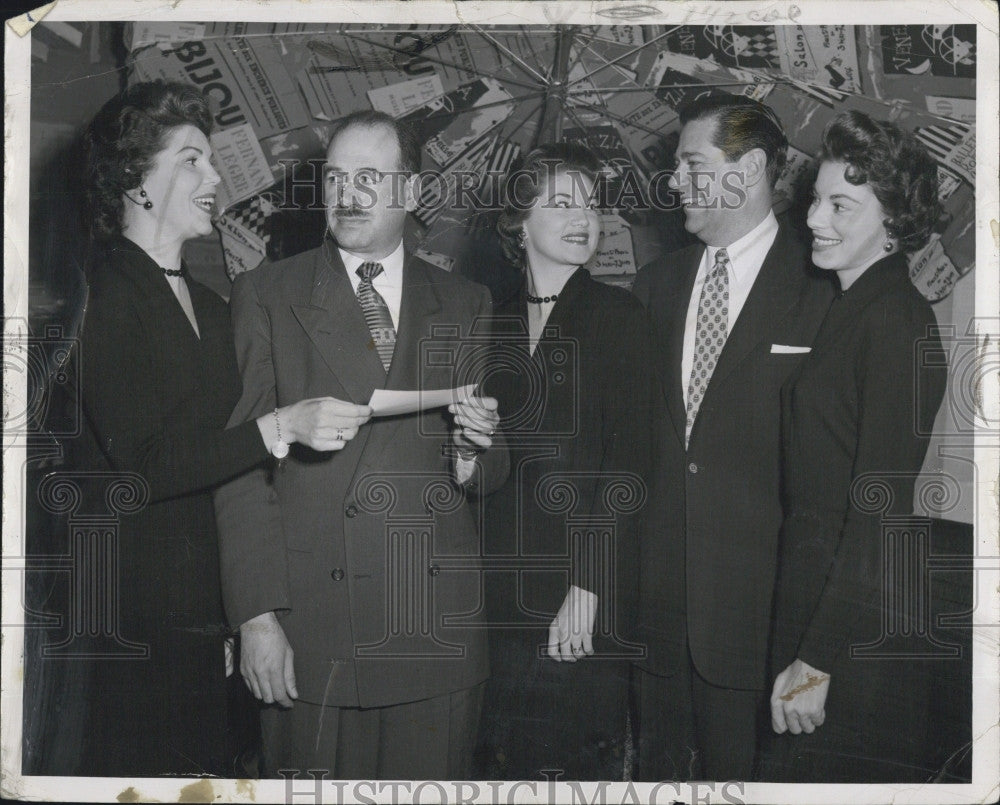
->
left=126, top=22, right=976, bottom=302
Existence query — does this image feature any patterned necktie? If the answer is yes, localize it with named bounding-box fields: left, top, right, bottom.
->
left=356, top=262, right=396, bottom=371
left=685, top=247, right=730, bottom=446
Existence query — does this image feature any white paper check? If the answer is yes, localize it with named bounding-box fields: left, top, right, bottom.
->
left=369, top=384, right=478, bottom=417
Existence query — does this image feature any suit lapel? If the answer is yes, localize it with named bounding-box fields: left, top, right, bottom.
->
left=706, top=226, right=802, bottom=390
left=385, top=256, right=442, bottom=391
left=290, top=244, right=386, bottom=405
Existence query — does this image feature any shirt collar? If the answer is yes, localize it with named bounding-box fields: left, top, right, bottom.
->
left=705, top=209, right=779, bottom=280
left=339, top=241, right=405, bottom=286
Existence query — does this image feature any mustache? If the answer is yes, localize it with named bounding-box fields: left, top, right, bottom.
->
left=334, top=206, right=369, bottom=218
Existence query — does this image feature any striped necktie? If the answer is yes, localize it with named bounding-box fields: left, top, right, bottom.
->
left=685, top=247, right=730, bottom=446
left=356, top=262, right=396, bottom=371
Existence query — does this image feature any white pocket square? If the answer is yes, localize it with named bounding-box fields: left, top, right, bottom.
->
left=771, top=344, right=811, bottom=354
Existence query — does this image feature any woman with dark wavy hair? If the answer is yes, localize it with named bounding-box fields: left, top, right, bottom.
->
left=475, top=143, right=653, bottom=780
left=74, top=80, right=369, bottom=776
left=762, top=110, right=948, bottom=781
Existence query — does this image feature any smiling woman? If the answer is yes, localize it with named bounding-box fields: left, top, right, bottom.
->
left=66, top=80, right=372, bottom=776
left=476, top=143, right=655, bottom=780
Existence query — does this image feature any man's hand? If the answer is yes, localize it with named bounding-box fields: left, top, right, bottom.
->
left=770, top=657, right=830, bottom=735
left=240, top=611, right=297, bottom=707
left=448, top=396, right=499, bottom=453
left=547, top=585, right=598, bottom=662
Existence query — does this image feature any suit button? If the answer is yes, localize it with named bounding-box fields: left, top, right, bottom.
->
left=345, top=504, right=358, bottom=518
left=688, top=462, right=698, bottom=474
left=330, top=568, right=344, bottom=581
left=428, top=564, right=441, bottom=577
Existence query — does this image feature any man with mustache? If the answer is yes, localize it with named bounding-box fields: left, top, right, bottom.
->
left=215, top=110, right=508, bottom=779
left=630, top=95, right=834, bottom=781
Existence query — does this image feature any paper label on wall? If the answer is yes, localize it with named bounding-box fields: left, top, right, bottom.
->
left=211, top=123, right=275, bottom=210
left=880, top=25, right=976, bottom=78
left=924, top=95, right=976, bottom=124
left=132, top=37, right=310, bottom=139
left=908, top=233, right=962, bottom=302
left=586, top=212, right=635, bottom=276
left=773, top=146, right=815, bottom=212
left=421, top=79, right=515, bottom=167
left=776, top=26, right=860, bottom=94
left=130, top=22, right=206, bottom=51
left=367, top=75, right=445, bottom=117
left=414, top=248, right=455, bottom=272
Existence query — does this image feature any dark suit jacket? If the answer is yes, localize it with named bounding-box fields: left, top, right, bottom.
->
left=214, top=242, right=508, bottom=709
left=74, top=235, right=267, bottom=775
left=631, top=223, right=835, bottom=691
left=484, top=268, right=654, bottom=640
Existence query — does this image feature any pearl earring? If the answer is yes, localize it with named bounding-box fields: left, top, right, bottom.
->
left=883, top=240, right=894, bottom=253
left=139, top=187, right=153, bottom=211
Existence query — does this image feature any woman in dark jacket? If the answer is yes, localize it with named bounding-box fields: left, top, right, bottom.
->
left=475, top=143, right=653, bottom=780
left=73, top=80, right=370, bottom=776
left=764, top=110, right=948, bottom=781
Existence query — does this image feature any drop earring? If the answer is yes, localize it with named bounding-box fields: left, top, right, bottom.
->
left=518, top=230, right=526, bottom=249
left=139, top=187, right=153, bottom=210
left=883, top=240, right=894, bottom=252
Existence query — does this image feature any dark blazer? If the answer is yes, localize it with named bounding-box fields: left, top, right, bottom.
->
left=631, top=223, right=835, bottom=691
left=74, top=235, right=267, bottom=776
left=214, top=242, right=509, bottom=709
left=761, top=253, right=948, bottom=782
left=484, top=268, right=654, bottom=636
left=772, top=253, right=948, bottom=672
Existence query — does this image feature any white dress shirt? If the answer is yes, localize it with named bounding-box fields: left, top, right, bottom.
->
left=681, top=210, right=779, bottom=406
left=339, top=242, right=405, bottom=329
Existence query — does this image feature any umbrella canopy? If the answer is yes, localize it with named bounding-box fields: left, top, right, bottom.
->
left=127, top=22, right=976, bottom=302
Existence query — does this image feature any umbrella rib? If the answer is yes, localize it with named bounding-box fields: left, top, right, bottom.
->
left=469, top=26, right=549, bottom=87
left=335, top=30, right=541, bottom=93
left=567, top=27, right=682, bottom=86
left=563, top=27, right=597, bottom=80
left=567, top=99, right=666, bottom=139
left=409, top=90, right=548, bottom=125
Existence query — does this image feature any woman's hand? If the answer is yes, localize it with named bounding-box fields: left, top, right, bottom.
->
left=547, top=585, right=598, bottom=662
left=280, top=397, right=372, bottom=451
left=448, top=396, right=499, bottom=454
left=770, top=658, right=830, bottom=735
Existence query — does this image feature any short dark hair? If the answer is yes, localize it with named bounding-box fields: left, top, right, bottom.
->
left=325, top=110, right=421, bottom=175
left=678, top=95, right=788, bottom=187
left=83, top=80, right=213, bottom=240
left=496, top=142, right=602, bottom=269
left=819, top=110, right=941, bottom=254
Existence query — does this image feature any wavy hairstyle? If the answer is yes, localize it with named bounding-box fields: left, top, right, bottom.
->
left=83, top=81, right=213, bottom=240
left=678, top=94, right=788, bottom=188
left=496, top=142, right=602, bottom=270
left=819, top=110, right=941, bottom=254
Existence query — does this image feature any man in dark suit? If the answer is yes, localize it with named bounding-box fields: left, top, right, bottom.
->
left=630, top=96, right=835, bottom=781
left=214, top=110, right=508, bottom=779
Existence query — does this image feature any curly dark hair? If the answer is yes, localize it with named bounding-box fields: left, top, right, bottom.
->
left=819, top=110, right=942, bottom=254
left=496, top=142, right=602, bottom=269
left=83, top=81, right=213, bottom=240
